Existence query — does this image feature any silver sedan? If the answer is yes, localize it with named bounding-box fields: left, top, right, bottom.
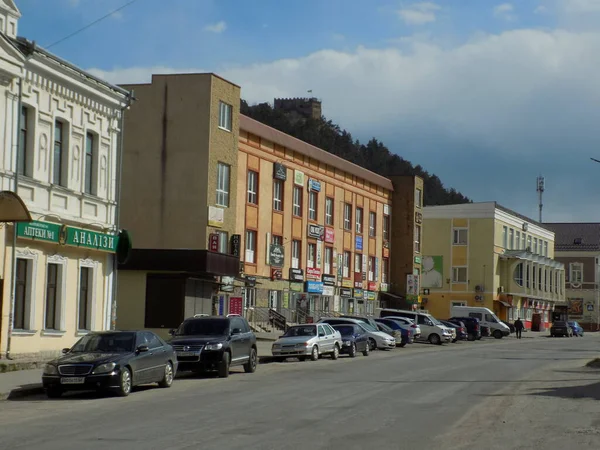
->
left=271, top=324, right=342, bottom=361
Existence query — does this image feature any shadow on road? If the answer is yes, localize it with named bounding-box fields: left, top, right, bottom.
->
left=529, top=381, right=600, bottom=401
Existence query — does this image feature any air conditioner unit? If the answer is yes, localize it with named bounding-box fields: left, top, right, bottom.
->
left=475, top=285, right=484, bottom=292
left=497, top=286, right=505, bottom=293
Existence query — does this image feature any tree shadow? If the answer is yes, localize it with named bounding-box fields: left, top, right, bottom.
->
left=529, top=381, right=600, bottom=401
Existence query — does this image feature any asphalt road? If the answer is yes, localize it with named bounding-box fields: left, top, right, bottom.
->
left=2, top=335, right=599, bottom=450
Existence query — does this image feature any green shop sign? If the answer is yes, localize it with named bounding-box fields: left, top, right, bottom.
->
left=66, top=227, right=118, bottom=252
left=16, top=221, right=61, bottom=243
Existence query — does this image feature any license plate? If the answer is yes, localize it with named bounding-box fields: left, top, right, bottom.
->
left=61, top=377, right=85, bottom=385
left=177, top=351, right=199, bottom=357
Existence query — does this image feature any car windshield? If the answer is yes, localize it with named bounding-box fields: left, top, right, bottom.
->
left=284, top=326, right=316, bottom=337
left=381, top=320, right=400, bottom=329
left=429, top=316, right=442, bottom=326
left=176, top=319, right=229, bottom=336
left=361, top=323, right=377, bottom=332
left=71, top=333, right=135, bottom=353
left=333, top=325, right=356, bottom=336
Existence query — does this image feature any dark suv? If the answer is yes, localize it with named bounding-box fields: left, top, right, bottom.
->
left=169, top=316, right=257, bottom=378
left=448, top=316, right=481, bottom=341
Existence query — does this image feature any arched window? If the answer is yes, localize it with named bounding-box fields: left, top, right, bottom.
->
left=513, top=263, right=523, bottom=287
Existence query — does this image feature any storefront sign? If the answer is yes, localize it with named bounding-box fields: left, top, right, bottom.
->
left=325, top=228, right=335, bottom=243
left=294, top=170, right=305, bottom=186
left=245, top=276, right=256, bottom=287
left=230, top=297, right=243, bottom=315
left=65, top=227, right=119, bottom=252
left=308, top=179, right=321, bottom=192
left=208, top=206, right=224, bottom=227
left=354, top=289, right=364, bottom=299
left=271, top=267, right=283, bottom=280
left=322, top=274, right=336, bottom=286
left=289, top=268, right=304, bottom=282
left=221, top=276, right=234, bottom=292
left=218, top=295, right=224, bottom=315
left=407, top=274, right=418, bottom=295
left=209, top=233, right=219, bottom=252
left=16, top=220, right=61, bottom=243
left=306, top=267, right=321, bottom=279
left=355, top=236, right=363, bottom=251
left=316, top=240, right=322, bottom=268
left=380, top=283, right=389, bottom=292
left=414, top=256, right=422, bottom=264
left=290, top=282, right=303, bottom=292
left=269, top=244, right=285, bottom=267
left=342, top=279, right=353, bottom=288
left=308, top=224, right=324, bottom=240
left=354, top=272, right=363, bottom=289
left=340, top=288, right=352, bottom=297
left=306, top=281, right=324, bottom=294
left=322, top=285, right=335, bottom=296
left=366, top=291, right=376, bottom=301
left=230, top=234, right=241, bottom=257
left=368, top=281, right=377, bottom=291
left=273, top=163, right=287, bottom=181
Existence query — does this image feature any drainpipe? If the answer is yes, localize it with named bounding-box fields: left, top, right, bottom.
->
left=110, top=90, right=134, bottom=330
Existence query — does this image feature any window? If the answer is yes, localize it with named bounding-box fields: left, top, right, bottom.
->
left=45, top=263, right=61, bottom=330
left=84, top=132, right=95, bottom=195
left=354, top=254, right=362, bottom=273
left=502, top=226, right=508, bottom=248
left=244, top=288, right=256, bottom=308
left=513, top=263, right=524, bottom=287
left=307, top=243, right=316, bottom=268
left=53, top=121, right=64, bottom=186
left=570, top=263, right=583, bottom=284
left=324, top=247, right=333, bottom=274
left=453, top=228, right=468, bottom=245
left=452, top=267, right=467, bottom=283
left=217, top=230, right=228, bottom=253
left=14, top=258, right=30, bottom=330
left=218, top=101, right=232, bottom=131
left=17, top=106, right=28, bottom=176
left=381, top=258, right=389, bottom=283
left=527, top=235, right=532, bottom=250
left=245, top=230, right=256, bottom=263
left=293, top=186, right=302, bottom=216
left=291, top=240, right=301, bottom=269
left=368, top=256, right=376, bottom=281
left=78, top=267, right=92, bottom=331
left=533, top=238, right=538, bottom=254
left=343, top=251, right=351, bottom=277
left=272, top=235, right=283, bottom=246
left=355, top=207, right=363, bottom=233
left=383, top=215, right=390, bottom=241
left=509, top=228, right=514, bottom=250
left=415, top=188, right=422, bottom=208
left=325, top=197, right=334, bottom=226
left=216, top=162, right=230, bottom=207
left=273, top=180, right=283, bottom=211
left=521, top=233, right=526, bottom=249
left=515, top=231, right=521, bottom=250
left=369, top=212, right=376, bottom=237
left=309, top=191, right=318, bottom=220
left=343, top=203, right=352, bottom=230
left=247, top=171, right=258, bottom=204
left=544, top=241, right=549, bottom=257
left=415, top=225, right=421, bottom=253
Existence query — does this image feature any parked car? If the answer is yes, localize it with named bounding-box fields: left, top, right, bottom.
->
left=169, top=316, right=257, bottom=378
left=271, top=324, right=342, bottom=361
left=42, top=331, right=177, bottom=398
left=331, top=324, right=370, bottom=357
left=379, top=309, right=452, bottom=345
left=338, top=315, right=380, bottom=331
left=443, top=319, right=468, bottom=341
left=439, top=320, right=464, bottom=342
left=318, top=318, right=396, bottom=350
left=449, top=316, right=481, bottom=341
left=375, top=321, right=406, bottom=347
left=374, top=317, right=415, bottom=344
left=450, top=306, right=510, bottom=339
left=550, top=321, right=573, bottom=337
left=381, top=316, right=421, bottom=339
left=568, top=321, right=584, bottom=337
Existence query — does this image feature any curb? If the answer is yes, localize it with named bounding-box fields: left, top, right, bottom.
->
left=0, top=384, right=44, bottom=401
left=0, top=361, right=47, bottom=374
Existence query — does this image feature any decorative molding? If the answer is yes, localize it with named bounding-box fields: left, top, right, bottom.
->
left=16, top=246, right=37, bottom=258
left=47, top=253, right=67, bottom=264
left=79, top=257, right=97, bottom=267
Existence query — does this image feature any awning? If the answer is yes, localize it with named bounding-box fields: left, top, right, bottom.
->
left=0, top=191, right=32, bottom=222
left=495, top=300, right=512, bottom=308
left=500, top=249, right=564, bottom=270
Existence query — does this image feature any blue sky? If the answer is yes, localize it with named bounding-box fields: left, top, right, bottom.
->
left=14, top=0, right=600, bottom=222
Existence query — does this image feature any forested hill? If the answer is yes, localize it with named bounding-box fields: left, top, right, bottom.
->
left=240, top=100, right=471, bottom=206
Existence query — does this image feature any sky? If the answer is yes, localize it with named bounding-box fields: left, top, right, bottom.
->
left=13, top=0, right=600, bottom=222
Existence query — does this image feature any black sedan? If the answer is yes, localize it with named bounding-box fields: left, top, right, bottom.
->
left=42, top=331, right=178, bottom=398
left=331, top=324, right=370, bottom=357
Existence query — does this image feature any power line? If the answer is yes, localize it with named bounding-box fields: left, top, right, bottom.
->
left=45, top=0, right=142, bottom=50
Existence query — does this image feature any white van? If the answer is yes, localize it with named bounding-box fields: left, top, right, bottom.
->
left=450, top=306, right=510, bottom=339
left=379, top=309, right=452, bottom=345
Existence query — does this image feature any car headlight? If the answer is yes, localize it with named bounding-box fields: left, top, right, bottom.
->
left=343, top=340, right=351, bottom=346
left=43, top=364, right=58, bottom=375
left=272, top=344, right=280, bottom=348
left=92, top=362, right=116, bottom=374
left=205, top=343, right=223, bottom=351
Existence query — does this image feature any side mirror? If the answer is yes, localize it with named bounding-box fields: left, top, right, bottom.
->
left=169, top=329, right=176, bottom=336
left=231, top=328, right=242, bottom=335
left=137, top=344, right=149, bottom=353
left=62, top=348, right=70, bottom=354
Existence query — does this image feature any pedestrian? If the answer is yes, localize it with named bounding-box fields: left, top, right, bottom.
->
left=514, top=317, right=524, bottom=339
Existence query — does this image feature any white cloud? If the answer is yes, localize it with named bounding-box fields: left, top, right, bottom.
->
left=494, top=3, right=517, bottom=20
left=204, top=21, right=227, bottom=33
left=397, top=2, right=441, bottom=25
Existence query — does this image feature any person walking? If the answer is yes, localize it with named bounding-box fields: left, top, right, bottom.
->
left=514, top=318, right=524, bottom=339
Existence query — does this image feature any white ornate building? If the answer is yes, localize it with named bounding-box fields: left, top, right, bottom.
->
left=0, top=0, right=132, bottom=358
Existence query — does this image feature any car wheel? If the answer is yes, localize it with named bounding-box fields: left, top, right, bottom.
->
left=493, top=330, right=503, bottom=339
left=218, top=352, right=230, bottom=378
left=399, top=341, right=407, bottom=348
left=244, top=347, right=258, bottom=373
left=369, top=338, right=377, bottom=351
left=298, top=356, right=306, bottom=361
left=310, top=346, right=319, bottom=361
left=46, top=387, right=63, bottom=399
left=428, top=334, right=441, bottom=345
left=117, top=367, right=132, bottom=397
left=331, top=344, right=340, bottom=360
left=349, top=343, right=357, bottom=358
left=158, top=362, right=174, bottom=388
left=362, top=343, right=370, bottom=356
left=467, top=333, right=476, bottom=341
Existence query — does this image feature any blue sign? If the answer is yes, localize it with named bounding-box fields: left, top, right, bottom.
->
left=355, top=236, right=363, bottom=251
left=218, top=295, right=224, bottom=315
left=305, top=281, right=324, bottom=294
left=308, top=179, right=321, bottom=192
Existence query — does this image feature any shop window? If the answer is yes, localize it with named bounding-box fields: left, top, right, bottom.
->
left=14, top=258, right=32, bottom=330
left=145, top=275, right=186, bottom=329
left=45, top=262, right=64, bottom=331
left=78, top=266, right=94, bottom=331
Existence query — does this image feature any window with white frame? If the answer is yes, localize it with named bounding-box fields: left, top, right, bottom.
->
left=78, top=266, right=94, bottom=331
left=355, top=207, right=363, bottom=234
left=415, top=188, right=422, bottom=208
left=216, top=162, right=230, bottom=207
left=543, top=241, right=548, bottom=257
left=293, top=186, right=302, bottom=216
left=84, top=132, right=96, bottom=195
left=217, top=230, right=228, bottom=254
left=383, top=215, right=390, bottom=241
left=415, top=225, right=421, bottom=253
left=515, top=231, right=521, bottom=250
left=354, top=253, right=362, bottom=273
left=570, top=262, right=583, bottom=284
left=53, top=120, right=65, bottom=186
left=273, top=180, right=283, bottom=211
left=244, top=288, right=256, bottom=308
left=368, top=256, right=376, bottom=281
left=343, top=251, right=351, bottom=277
left=527, top=235, right=532, bottom=250
left=218, top=101, right=232, bottom=131
left=452, top=267, right=467, bottom=283
left=309, top=191, right=318, bottom=221
left=502, top=226, right=508, bottom=248
left=453, top=228, right=468, bottom=245
left=14, top=258, right=33, bottom=330
left=247, top=170, right=258, bottom=204
left=509, top=228, right=514, bottom=250
left=45, top=262, right=65, bottom=331
left=381, top=258, right=389, bottom=283
left=17, top=105, right=29, bottom=176
left=521, top=233, right=526, bottom=249
left=513, top=263, right=524, bottom=287
left=245, top=230, right=257, bottom=263
left=307, top=243, right=316, bottom=268
left=533, top=238, right=538, bottom=254
left=324, top=247, right=333, bottom=274
left=344, top=203, right=352, bottom=230
left=291, top=240, right=301, bottom=269
left=369, top=212, right=376, bottom=237
left=325, top=197, right=334, bottom=226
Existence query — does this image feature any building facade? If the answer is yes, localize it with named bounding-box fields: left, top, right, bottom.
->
left=421, top=202, right=565, bottom=329
left=0, top=0, right=131, bottom=358
left=544, top=223, right=600, bottom=331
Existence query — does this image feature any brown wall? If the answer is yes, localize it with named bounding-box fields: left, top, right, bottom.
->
left=556, top=256, right=596, bottom=285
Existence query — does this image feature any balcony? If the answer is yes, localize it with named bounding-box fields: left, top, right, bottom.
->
left=499, top=250, right=565, bottom=302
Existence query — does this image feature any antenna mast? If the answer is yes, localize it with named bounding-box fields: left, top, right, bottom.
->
left=536, top=175, right=545, bottom=223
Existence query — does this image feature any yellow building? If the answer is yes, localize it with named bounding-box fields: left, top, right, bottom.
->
left=421, top=202, right=565, bottom=329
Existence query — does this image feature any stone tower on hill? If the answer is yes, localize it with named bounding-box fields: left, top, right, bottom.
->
left=273, top=97, right=322, bottom=121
